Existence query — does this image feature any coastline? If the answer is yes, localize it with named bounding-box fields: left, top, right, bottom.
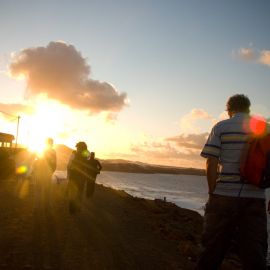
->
left=54, top=170, right=208, bottom=215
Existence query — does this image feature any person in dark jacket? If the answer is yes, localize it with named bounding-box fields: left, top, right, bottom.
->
left=86, top=152, right=102, bottom=198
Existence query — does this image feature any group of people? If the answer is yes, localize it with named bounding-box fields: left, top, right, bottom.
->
left=31, top=94, right=269, bottom=268
left=67, top=141, right=102, bottom=213
left=32, top=138, right=102, bottom=213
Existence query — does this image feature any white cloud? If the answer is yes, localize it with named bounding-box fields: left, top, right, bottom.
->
left=211, top=111, right=229, bottom=125
left=130, top=140, right=204, bottom=168
left=235, top=46, right=270, bottom=68
left=237, top=47, right=256, bottom=61
left=166, top=133, right=208, bottom=150
left=180, top=108, right=212, bottom=133
left=218, top=111, right=228, bottom=120
left=259, top=50, right=270, bottom=66
left=124, top=130, right=210, bottom=168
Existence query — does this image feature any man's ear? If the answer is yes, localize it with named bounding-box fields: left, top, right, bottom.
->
left=228, top=110, right=237, bottom=118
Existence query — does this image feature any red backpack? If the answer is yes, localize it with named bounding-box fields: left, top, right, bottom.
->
left=240, top=134, right=270, bottom=188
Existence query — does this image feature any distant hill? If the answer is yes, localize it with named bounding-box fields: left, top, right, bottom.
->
left=55, top=144, right=205, bottom=176
left=101, top=161, right=205, bottom=176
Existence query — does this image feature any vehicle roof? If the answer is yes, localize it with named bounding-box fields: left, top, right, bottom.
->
left=0, top=132, right=15, bottom=142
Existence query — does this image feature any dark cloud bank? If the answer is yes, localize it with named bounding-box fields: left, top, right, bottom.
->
left=10, top=41, right=127, bottom=113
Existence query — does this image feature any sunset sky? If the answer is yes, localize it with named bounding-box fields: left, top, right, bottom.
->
left=0, top=0, right=270, bottom=168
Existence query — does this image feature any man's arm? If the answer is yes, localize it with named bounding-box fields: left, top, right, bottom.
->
left=206, top=157, right=219, bottom=194
left=97, top=160, right=102, bottom=171
left=67, top=152, right=76, bottom=178
left=51, top=149, right=57, bottom=173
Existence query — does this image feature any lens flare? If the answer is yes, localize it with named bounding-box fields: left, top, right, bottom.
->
left=249, top=115, right=267, bottom=136
left=82, top=150, right=90, bottom=158
left=16, top=165, right=28, bottom=175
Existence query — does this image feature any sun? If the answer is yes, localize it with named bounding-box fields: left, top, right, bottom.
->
left=21, top=98, right=66, bottom=153
left=17, top=96, right=134, bottom=159
left=28, top=137, right=47, bottom=156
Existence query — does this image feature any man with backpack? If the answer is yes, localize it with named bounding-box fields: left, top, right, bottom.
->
left=196, top=94, right=268, bottom=269
left=67, top=141, right=91, bottom=213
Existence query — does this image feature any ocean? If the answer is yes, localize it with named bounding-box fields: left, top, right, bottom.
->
left=97, top=171, right=208, bottom=214
left=54, top=170, right=208, bottom=214
left=55, top=170, right=270, bottom=215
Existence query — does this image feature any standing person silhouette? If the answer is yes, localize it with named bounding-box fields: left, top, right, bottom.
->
left=33, top=137, right=57, bottom=207
left=86, top=152, right=102, bottom=198
left=67, top=141, right=90, bottom=213
left=43, top=138, right=57, bottom=176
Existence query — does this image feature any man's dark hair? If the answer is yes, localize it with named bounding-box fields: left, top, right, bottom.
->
left=226, top=94, right=251, bottom=113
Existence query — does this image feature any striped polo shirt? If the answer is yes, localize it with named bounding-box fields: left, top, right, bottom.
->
left=201, top=112, right=265, bottom=199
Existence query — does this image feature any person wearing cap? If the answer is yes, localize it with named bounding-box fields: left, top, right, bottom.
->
left=67, top=141, right=90, bottom=213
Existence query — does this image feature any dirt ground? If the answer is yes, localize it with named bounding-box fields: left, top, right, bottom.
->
left=0, top=176, right=241, bottom=270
